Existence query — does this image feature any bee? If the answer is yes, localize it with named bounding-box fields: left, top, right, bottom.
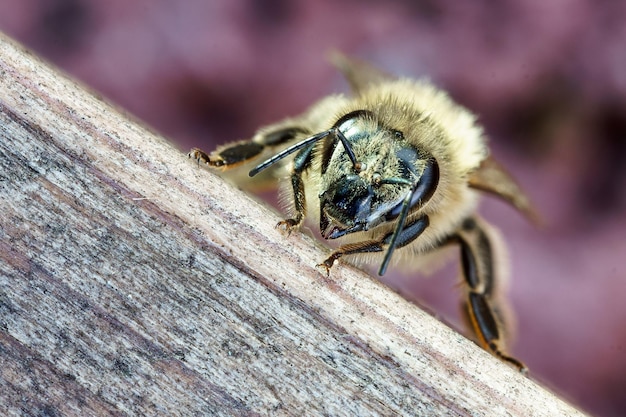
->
left=189, top=53, right=535, bottom=373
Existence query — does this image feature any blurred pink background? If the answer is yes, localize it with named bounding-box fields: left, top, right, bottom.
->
left=2, top=1, right=625, bottom=415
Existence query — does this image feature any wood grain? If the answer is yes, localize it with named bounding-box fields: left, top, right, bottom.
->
left=0, top=33, right=586, bottom=416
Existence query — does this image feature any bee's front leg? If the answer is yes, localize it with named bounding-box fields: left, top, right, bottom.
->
left=276, top=142, right=317, bottom=234
left=454, top=216, right=527, bottom=373
left=319, top=215, right=429, bottom=275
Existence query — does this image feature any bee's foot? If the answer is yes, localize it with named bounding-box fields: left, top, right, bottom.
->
left=188, top=148, right=210, bottom=166
left=276, top=219, right=300, bottom=235
left=315, top=260, right=334, bottom=277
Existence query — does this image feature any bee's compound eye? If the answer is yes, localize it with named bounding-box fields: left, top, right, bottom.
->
left=386, top=158, right=439, bottom=219
left=333, top=110, right=374, bottom=140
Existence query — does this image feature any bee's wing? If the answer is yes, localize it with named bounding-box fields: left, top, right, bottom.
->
left=329, top=52, right=395, bottom=94
left=468, top=156, right=540, bottom=224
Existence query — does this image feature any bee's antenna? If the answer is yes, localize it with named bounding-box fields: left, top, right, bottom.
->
left=378, top=160, right=438, bottom=275
left=249, top=130, right=331, bottom=177
left=334, top=127, right=361, bottom=172
left=379, top=197, right=429, bottom=276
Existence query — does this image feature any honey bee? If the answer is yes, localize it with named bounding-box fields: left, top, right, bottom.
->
left=189, top=53, right=535, bottom=373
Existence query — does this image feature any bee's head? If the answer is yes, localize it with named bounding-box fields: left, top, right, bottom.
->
left=319, top=173, right=374, bottom=239
left=318, top=116, right=439, bottom=240
left=249, top=108, right=440, bottom=241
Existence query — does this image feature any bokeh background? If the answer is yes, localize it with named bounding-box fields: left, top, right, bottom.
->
left=1, top=1, right=625, bottom=415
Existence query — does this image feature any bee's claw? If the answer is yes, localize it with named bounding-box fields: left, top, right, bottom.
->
left=188, top=148, right=211, bottom=166
left=316, top=261, right=332, bottom=277
left=276, top=219, right=300, bottom=236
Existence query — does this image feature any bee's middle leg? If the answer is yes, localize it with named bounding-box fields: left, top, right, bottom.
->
left=189, top=126, right=309, bottom=169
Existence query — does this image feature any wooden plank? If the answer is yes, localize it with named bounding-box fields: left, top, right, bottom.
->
left=0, top=33, right=586, bottom=416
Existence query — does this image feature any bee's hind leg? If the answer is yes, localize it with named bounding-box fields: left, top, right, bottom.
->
left=454, top=216, right=527, bottom=373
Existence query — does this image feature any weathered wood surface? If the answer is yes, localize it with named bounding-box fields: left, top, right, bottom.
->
left=0, top=33, right=585, bottom=416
